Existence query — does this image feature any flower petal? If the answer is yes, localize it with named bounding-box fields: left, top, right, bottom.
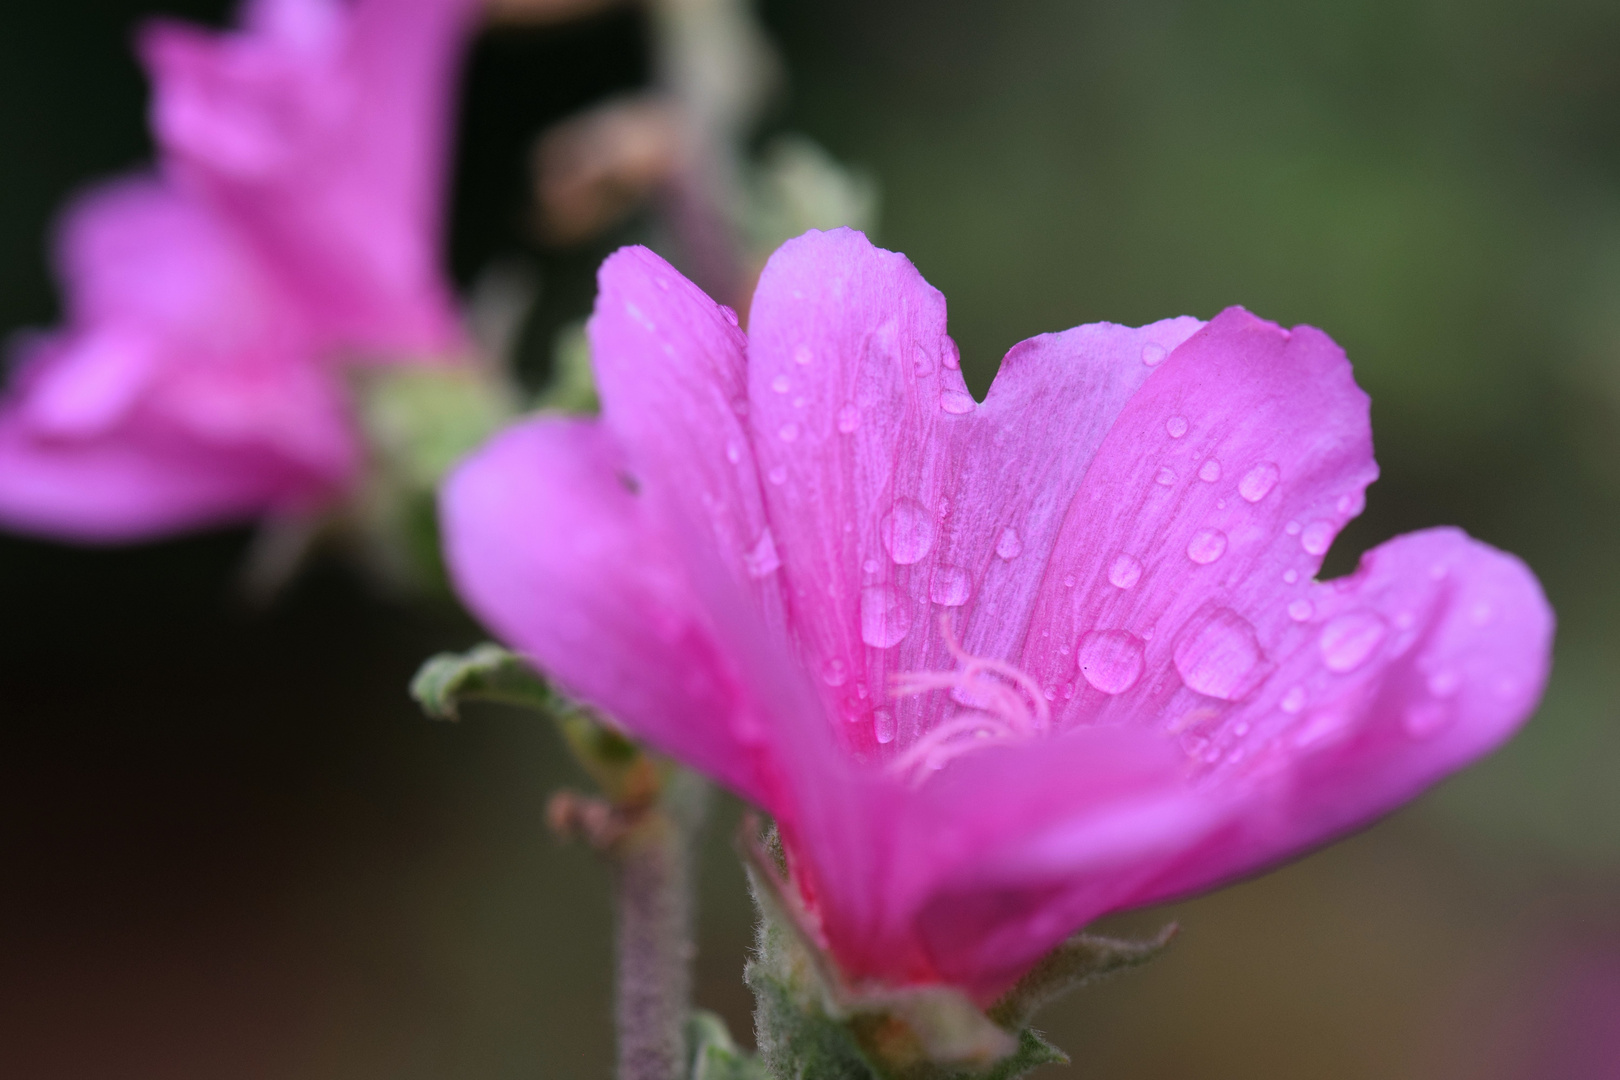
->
left=439, top=416, right=770, bottom=803
left=1128, top=526, right=1553, bottom=904
left=744, top=228, right=1203, bottom=749
left=140, top=0, right=474, bottom=355
left=1020, top=307, right=1379, bottom=723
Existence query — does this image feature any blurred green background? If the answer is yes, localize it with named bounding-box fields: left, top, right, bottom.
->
left=3, top=1, right=1619, bottom=1076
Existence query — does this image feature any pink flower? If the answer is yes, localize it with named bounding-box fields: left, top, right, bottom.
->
left=442, top=229, right=1553, bottom=1002
left=0, top=0, right=476, bottom=541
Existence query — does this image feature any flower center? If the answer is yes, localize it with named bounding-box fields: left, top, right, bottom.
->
left=888, top=615, right=1050, bottom=785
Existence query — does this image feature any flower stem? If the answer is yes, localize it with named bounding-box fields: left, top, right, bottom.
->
left=612, top=768, right=709, bottom=1080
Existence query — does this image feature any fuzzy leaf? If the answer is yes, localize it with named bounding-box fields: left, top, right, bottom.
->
left=987, top=924, right=1179, bottom=1031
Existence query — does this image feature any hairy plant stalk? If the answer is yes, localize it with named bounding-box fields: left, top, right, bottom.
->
left=613, top=770, right=709, bottom=1080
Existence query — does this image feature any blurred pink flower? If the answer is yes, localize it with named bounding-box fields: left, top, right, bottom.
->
left=442, top=229, right=1553, bottom=1002
left=0, top=0, right=477, bottom=541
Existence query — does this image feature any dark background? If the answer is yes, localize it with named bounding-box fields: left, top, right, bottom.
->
left=4, top=1, right=1619, bottom=1076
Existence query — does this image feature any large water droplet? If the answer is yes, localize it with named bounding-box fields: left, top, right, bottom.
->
left=1141, top=342, right=1168, bottom=366
left=720, top=305, right=740, bottom=327
left=1319, top=611, right=1386, bottom=672
left=929, top=565, right=971, bottom=606
left=794, top=344, right=813, bottom=365
left=1239, top=462, right=1280, bottom=503
left=822, top=657, right=848, bottom=687
left=1076, top=630, right=1145, bottom=694
left=743, top=529, right=781, bottom=577
left=1300, top=521, right=1334, bottom=556
left=996, top=527, right=1024, bottom=560
left=879, top=498, right=935, bottom=565
left=860, top=584, right=912, bottom=648
left=1174, top=607, right=1269, bottom=701
left=778, top=422, right=800, bottom=443
left=1187, top=528, right=1228, bottom=565
left=1288, top=599, right=1313, bottom=622
left=1109, top=553, right=1143, bottom=589
left=1199, top=459, right=1222, bottom=483
left=940, top=389, right=975, bottom=414
left=1166, top=415, right=1189, bottom=438
left=837, top=404, right=859, bottom=433
left=873, top=708, right=896, bottom=744
left=939, top=335, right=960, bottom=370
left=1155, top=467, right=1177, bottom=487
left=771, top=374, right=791, bottom=393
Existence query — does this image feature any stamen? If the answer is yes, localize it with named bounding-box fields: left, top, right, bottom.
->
left=886, top=614, right=1051, bottom=784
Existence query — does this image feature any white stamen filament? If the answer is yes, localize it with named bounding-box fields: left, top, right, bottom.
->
left=887, top=615, right=1050, bottom=784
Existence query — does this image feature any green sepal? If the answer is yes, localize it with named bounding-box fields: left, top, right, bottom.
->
left=741, top=821, right=1174, bottom=1080
left=688, top=1010, right=771, bottom=1080
left=986, top=923, right=1178, bottom=1032
left=410, top=643, right=659, bottom=806
left=410, top=643, right=551, bottom=720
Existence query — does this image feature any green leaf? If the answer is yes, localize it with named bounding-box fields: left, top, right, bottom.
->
left=410, top=643, right=551, bottom=720
left=986, top=924, right=1179, bottom=1031
left=688, top=1010, right=770, bottom=1080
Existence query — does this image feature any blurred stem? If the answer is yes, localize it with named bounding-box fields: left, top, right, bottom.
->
left=611, top=767, right=710, bottom=1080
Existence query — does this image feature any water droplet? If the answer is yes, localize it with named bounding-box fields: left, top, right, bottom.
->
left=1239, top=462, right=1280, bottom=503
left=1426, top=669, right=1459, bottom=697
left=1285, top=520, right=1302, bottom=536
left=837, top=405, right=859, bottom=433
left=862, top=558, right=879, bottom=574
left=725, top=441, right=742, bottom=464
left=1062, top=573, right=1077, bottom=588
left=1187, top=528, right=1228, bottom=565
left=1470, top=601, right=1493, bottom=626
left=625, top=301, right=654, bottom=330
left=1292, top=712, right=1344, bottom=748
left=929, top=565, right=972, bottom=606
left=778, top=422, right=800, bottom=442
left=794, top=345, right=813, bottom=365
left=822, top=658, right=848, bottom=687
left=744, top=530, right=781, bottom=578
left=879, top=498, right=935, bottom=565
left=1233, top=721, right=1251, bottom=736
left=1319, top=611, right=1386, bottom=672
left=1109, top=553, right=1143, bottom=589
left=1337, top=491, right=1365, bottom=516
left=1288, top=599, right=1313, bottom=622
left=1280, top=685, right=1306, bottom=713
left=1155, top=466, right=1177, bottom=487
left=860, top=584, right=912, bottom=648
left=1173, top=607, right=1269, bottom=700
left=1283, top=569, right=1299, bottom=584
left=720, top=305, right=740, bottom=327
left=912, top=345, right=935, bottom=377
left=1166, top=415, right=1189, bottom=438
left=996, top=527, right=1024, bottom=560
left=1199, top=459, right=1222, bottom=483
left=1076, top=630, right=1145, bottom=694
left=1404, top=701, right=1450, bottom=737
left=793, top=396, right=806, bottom=408
left=939, top=335, right=960, bottom=370
left=1141, top=342, right=1168, bottom=366
left=1300, top=521, right=1334, bottom=556
left=771, top=374, right=791, bottom=393
left=655, top=276, right=671, bottom=291
left=873, top=708, right=896, bottom=744
left=940, top=389, right=976, bottom=414
left=768, top=466, right=787, bottom=485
